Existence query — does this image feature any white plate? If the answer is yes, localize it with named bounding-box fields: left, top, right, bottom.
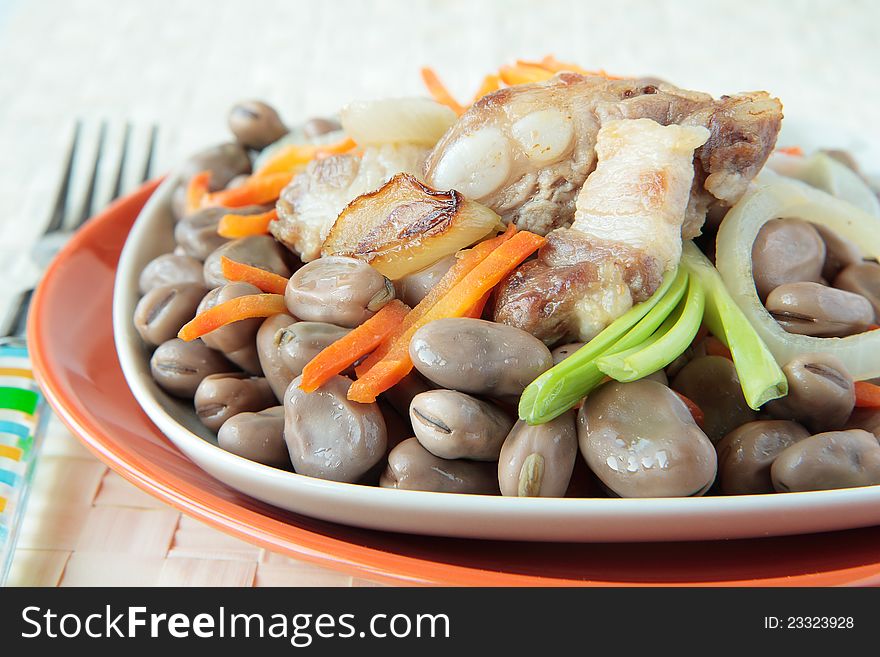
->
left=113, top=165, right=880, bottom=544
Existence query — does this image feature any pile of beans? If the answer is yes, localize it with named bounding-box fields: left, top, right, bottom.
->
left=133, top=101, right=880, bottom=498
left=752, top=217, right=880, bottom=337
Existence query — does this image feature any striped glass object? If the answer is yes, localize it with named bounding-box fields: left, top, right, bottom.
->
left=0, top=338, right=48, bottom=585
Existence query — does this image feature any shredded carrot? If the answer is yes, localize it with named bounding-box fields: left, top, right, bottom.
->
left=201, top=172, right=294, bottom=209
left=354, top=225, right=518, bottom=377
left=219, top=256, right=289, bottom=295
left=498, top=63, right=555, bottom=86
left=464, top=291, right=492, bottom=319
left=854, top=381, right=880, bottom=408
left=348, top=230, right=545, bottom=403
left=218, top=208, right=278, bottom=239
left=704, top=335, right=733, bottom=360
left=256, top=136, right=358, bottom=177
left=674, top=391, right=706, bottom=429
left=178, top=294, right=287, bottom=342
left=776, top=146, right=804, bottom=157
left=185, top=171, right=211, bottom=214
left=420, top=67, right=466, bottom=115
left=869, top=324, right=880, bottom=331
left=300, top=300, right=411, bottom=393
left=472, top=74, right=501, bottom=102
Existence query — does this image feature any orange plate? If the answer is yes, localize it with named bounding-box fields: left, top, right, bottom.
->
left=27, top=181, right=880, bottom=586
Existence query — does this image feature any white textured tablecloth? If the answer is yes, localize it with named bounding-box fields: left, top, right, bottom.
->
left=1, top=0, right=878, bottom=586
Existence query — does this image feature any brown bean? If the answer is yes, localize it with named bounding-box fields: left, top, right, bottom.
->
left=194, top=374, right=277, bottom=432
left=771, top=430, right=880, bottom=492
left=671, top=356, right=756, bottom=443
left=380, top=438, right=499, bottom=494
left=139, top=253, right=204, bottom=294
left=751, top=218, right=825, bottom=300
left=765, top=281, right=873, bottom=337
left=834, top=261, right=880, bottom=321
left=302, top=117, right=342, bottom=140
left=150, top=338, right=235, bottom=399
left=276, top=322, right=350, bottom=379
left=498, top=412, right=578, bottom=497
left=814, top=224, right=863, bottom=281
left=551, top=342, right=585, bottom=365
left=716, top=420, right=810, bottom=494
left=228, top=100, right=288, bottom=150
left=170, top=143, right=252, bottom=220
left=217, top=407, right=290, bottom=469
left=134, top=282, right=206, bottom=347
left=765, top=353, right=855, bottom=433
left=196, top=282, right=264, bottom=374
left=203, top=235, right=296, bottom=288
left=578, top=380, right=716, bottom=497
left=395, top=255, right=456, bottom=307
left=255, top=314, right=298, bottom=403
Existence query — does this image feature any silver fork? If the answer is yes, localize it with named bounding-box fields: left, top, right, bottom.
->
left=1, top=121, right=159, bottom=337
left=0, top=121, right=158, bottom=585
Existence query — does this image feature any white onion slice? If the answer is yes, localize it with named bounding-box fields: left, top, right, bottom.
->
left=716, top=171, right=880, bottom=380
left=767, top=151, right=880, bottom=217
left=341, top=97, right=457, bottom=147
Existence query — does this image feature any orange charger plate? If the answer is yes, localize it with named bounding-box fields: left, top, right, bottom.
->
left=27, top=180, right=880, bottom=586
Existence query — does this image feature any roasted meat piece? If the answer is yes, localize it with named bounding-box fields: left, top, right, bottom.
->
left=425, top=73, right=782, bottom=237
left=494, top=119, right=710, bottom=344
left=271, top=144, right=428, bottom=261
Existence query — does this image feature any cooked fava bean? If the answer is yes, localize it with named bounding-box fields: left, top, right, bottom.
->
left=765, top=281, right=873, bottom=337
left=765, top=353, right=855, bottom=433
left=409, top=390, right=513, bottom=461
left=302, top=117, right=342, bottom=139
left=217, top=407, right=289, bottom=469
left=382, top=371, right=435, bottom=418
left=551, top=342, right=585, bottom=365
left=255, top=314, right=298, bottom=403
left=380, top=438, right=499, bottom=494
left=751, top=218, right=825, bottom=300
left=834, top=262, right=880, bottom=320
left=171, top=143, right=252, bottom=220
left=814, top=224, right=863, bottom=281
left=716, top=420, right=810, bottom=494
left=203, top=235, right=296, bottom=288
left=771, top=430, right=880, bottom=492
left=285, top=256, right=394, bottom=328
left=395, top=255, right=456, bottom=307
left=409, top=318, right=553, bottom=398
left=197, top=282, right=264, bottom=374
left=283, top=375, right=386, bottom=482
left=498, top=412, right=577, bottom=497
left=134, top=282, right=206, bottom=347
left=139, top=253, right=204, bottom=294
left=671, top=356, right=756, bottom=443
left=277, top=322, right=351, bottom=378
left=175, top=205, right=268, bottom=260
left=194, top=373, right=277, bottom=432
left=846, top=407, right=880, bottom=437
left=643, top=370, right=669, bottom=385
left=578, top=380, right=716, bottom=497
left=228, top=100, right=288, bottom=150
left=150, top=338, right=235, bottom=399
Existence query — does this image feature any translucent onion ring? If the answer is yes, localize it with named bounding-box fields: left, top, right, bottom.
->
left=716, top=171, right=880, bottom=381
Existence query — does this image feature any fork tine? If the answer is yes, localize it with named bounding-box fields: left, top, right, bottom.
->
left=73, top=121, right=107, bottom=228
left=43, top=121, right=81, bottom=236
left=109, top=122, right=132, bottom=202
left=140, top=124, right=158, bottom=183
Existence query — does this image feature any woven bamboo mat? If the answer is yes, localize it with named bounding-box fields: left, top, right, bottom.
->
left=2, top=0, right=878, bottom=586
left=7, top=415, right=383, bottom=586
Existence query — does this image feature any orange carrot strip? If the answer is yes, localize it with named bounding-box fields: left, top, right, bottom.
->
left=220, top=256, right=289, bottom=295
left=854, top=381, right=880, bottom=408
left=353, top=226, right=517, bottom=377
left=704, top=335, right=733, bottom=360
left=869, top=324, right=880, bottom=331
left=185, top=171, right=211, bottom=214
left=202, top=172, right=294, bottom=208
left=256, top=136, right=357, bottom=177
left=348, top=230, right=546, bottom=403
left=178, top=294, right=287, bottom=341
left=300, top=300, right=411, bottom=393
left=498, top=63, right=555, bottom=86
left=217, top=208, right=278, bottom=239
left=420, top=67, right=466, bottom=115
left=674, top=391, right=705, bottom=429
left=315, top=136, right=357, bottom=159
left=776, top=146, right=804, bottom=157
left=471, top=74, right=501, bottom=102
